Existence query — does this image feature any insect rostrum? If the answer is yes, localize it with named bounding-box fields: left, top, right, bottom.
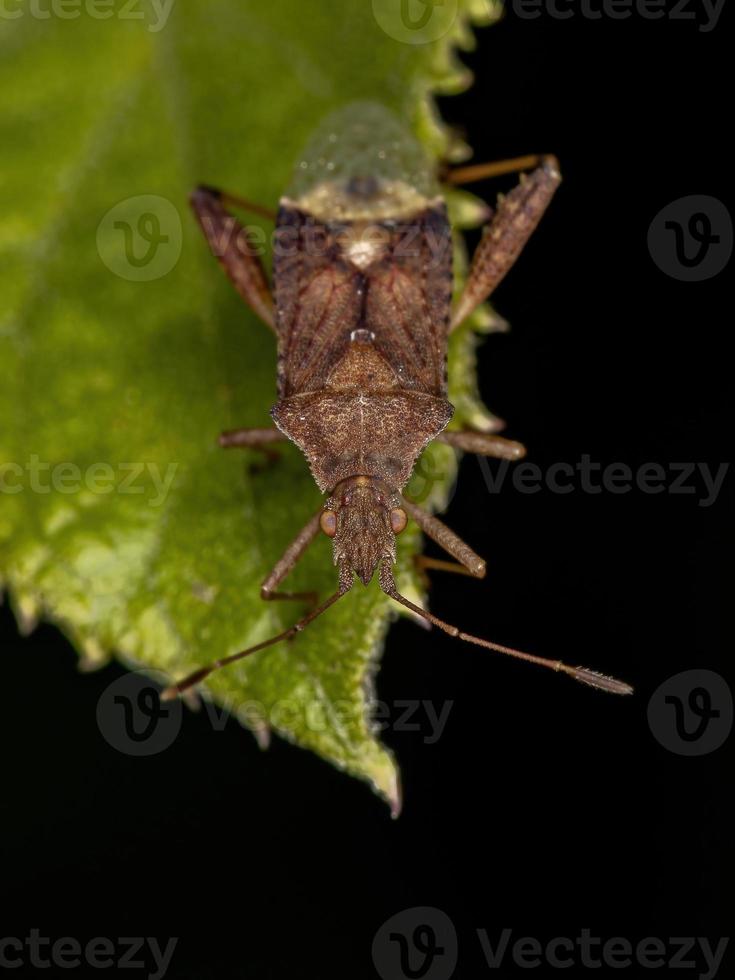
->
left=162, top=103, right=632, bottom=702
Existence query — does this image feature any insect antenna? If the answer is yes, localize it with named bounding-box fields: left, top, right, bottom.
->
left=160, top=590, right=345, bottom=701
left=379, top=565, right=633, bottom=695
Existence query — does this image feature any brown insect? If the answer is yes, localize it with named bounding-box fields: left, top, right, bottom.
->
left=162, top=103, right=632, bottom=701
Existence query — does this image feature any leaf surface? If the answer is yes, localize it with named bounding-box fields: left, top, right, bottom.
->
left=0, top=0, right=499, bottom=808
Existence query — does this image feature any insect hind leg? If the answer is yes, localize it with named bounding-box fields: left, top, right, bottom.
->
left=450, top=156, right=562, bottom=332
left=442, top=153, right=546, bottom=187
left=190, top=185, right=276, bottom=331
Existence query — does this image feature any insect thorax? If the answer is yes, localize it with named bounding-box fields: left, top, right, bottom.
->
left=271, top=103, right=454, bottom=494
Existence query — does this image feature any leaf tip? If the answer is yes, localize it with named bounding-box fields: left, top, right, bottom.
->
left=390, top=774, right=403, bottom=820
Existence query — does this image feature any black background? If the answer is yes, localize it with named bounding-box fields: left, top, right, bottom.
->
left=2, top=4, right=732, bottom=979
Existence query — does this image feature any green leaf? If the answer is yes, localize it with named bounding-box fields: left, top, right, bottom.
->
left=0, top=0, right=499, bottom=810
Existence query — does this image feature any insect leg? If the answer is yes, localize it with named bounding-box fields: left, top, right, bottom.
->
left=190, top=185, right=275, bottom=331
left=400, top=497, right=486, bottom=579
left=201, top=187, right=277, bottom=223
left=219, top=426, right=288, bottom=469
left=161, top=588, right=345, bottom=701
left=450, top=156, right=562, bottom=332
left=414, top=555, right=481, bottom=580
left=260, top=509, right=323, bottom=605
left=443, top=153, right=545, bottom=187
left=437, top=430, right=526, bottom=461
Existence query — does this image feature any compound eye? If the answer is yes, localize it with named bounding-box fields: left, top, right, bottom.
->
left=390, top=507, right=408, bottom=534
left=320, top=510, right=337, bottom=537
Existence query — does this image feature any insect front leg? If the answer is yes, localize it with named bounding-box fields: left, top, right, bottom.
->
left=450, top=156, right=562, bottom=332
left=260, top=509, right=322, bottom=606
left=436, top=430, right=526, bottom=462
left=190, top=185, right=276, bottom=331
